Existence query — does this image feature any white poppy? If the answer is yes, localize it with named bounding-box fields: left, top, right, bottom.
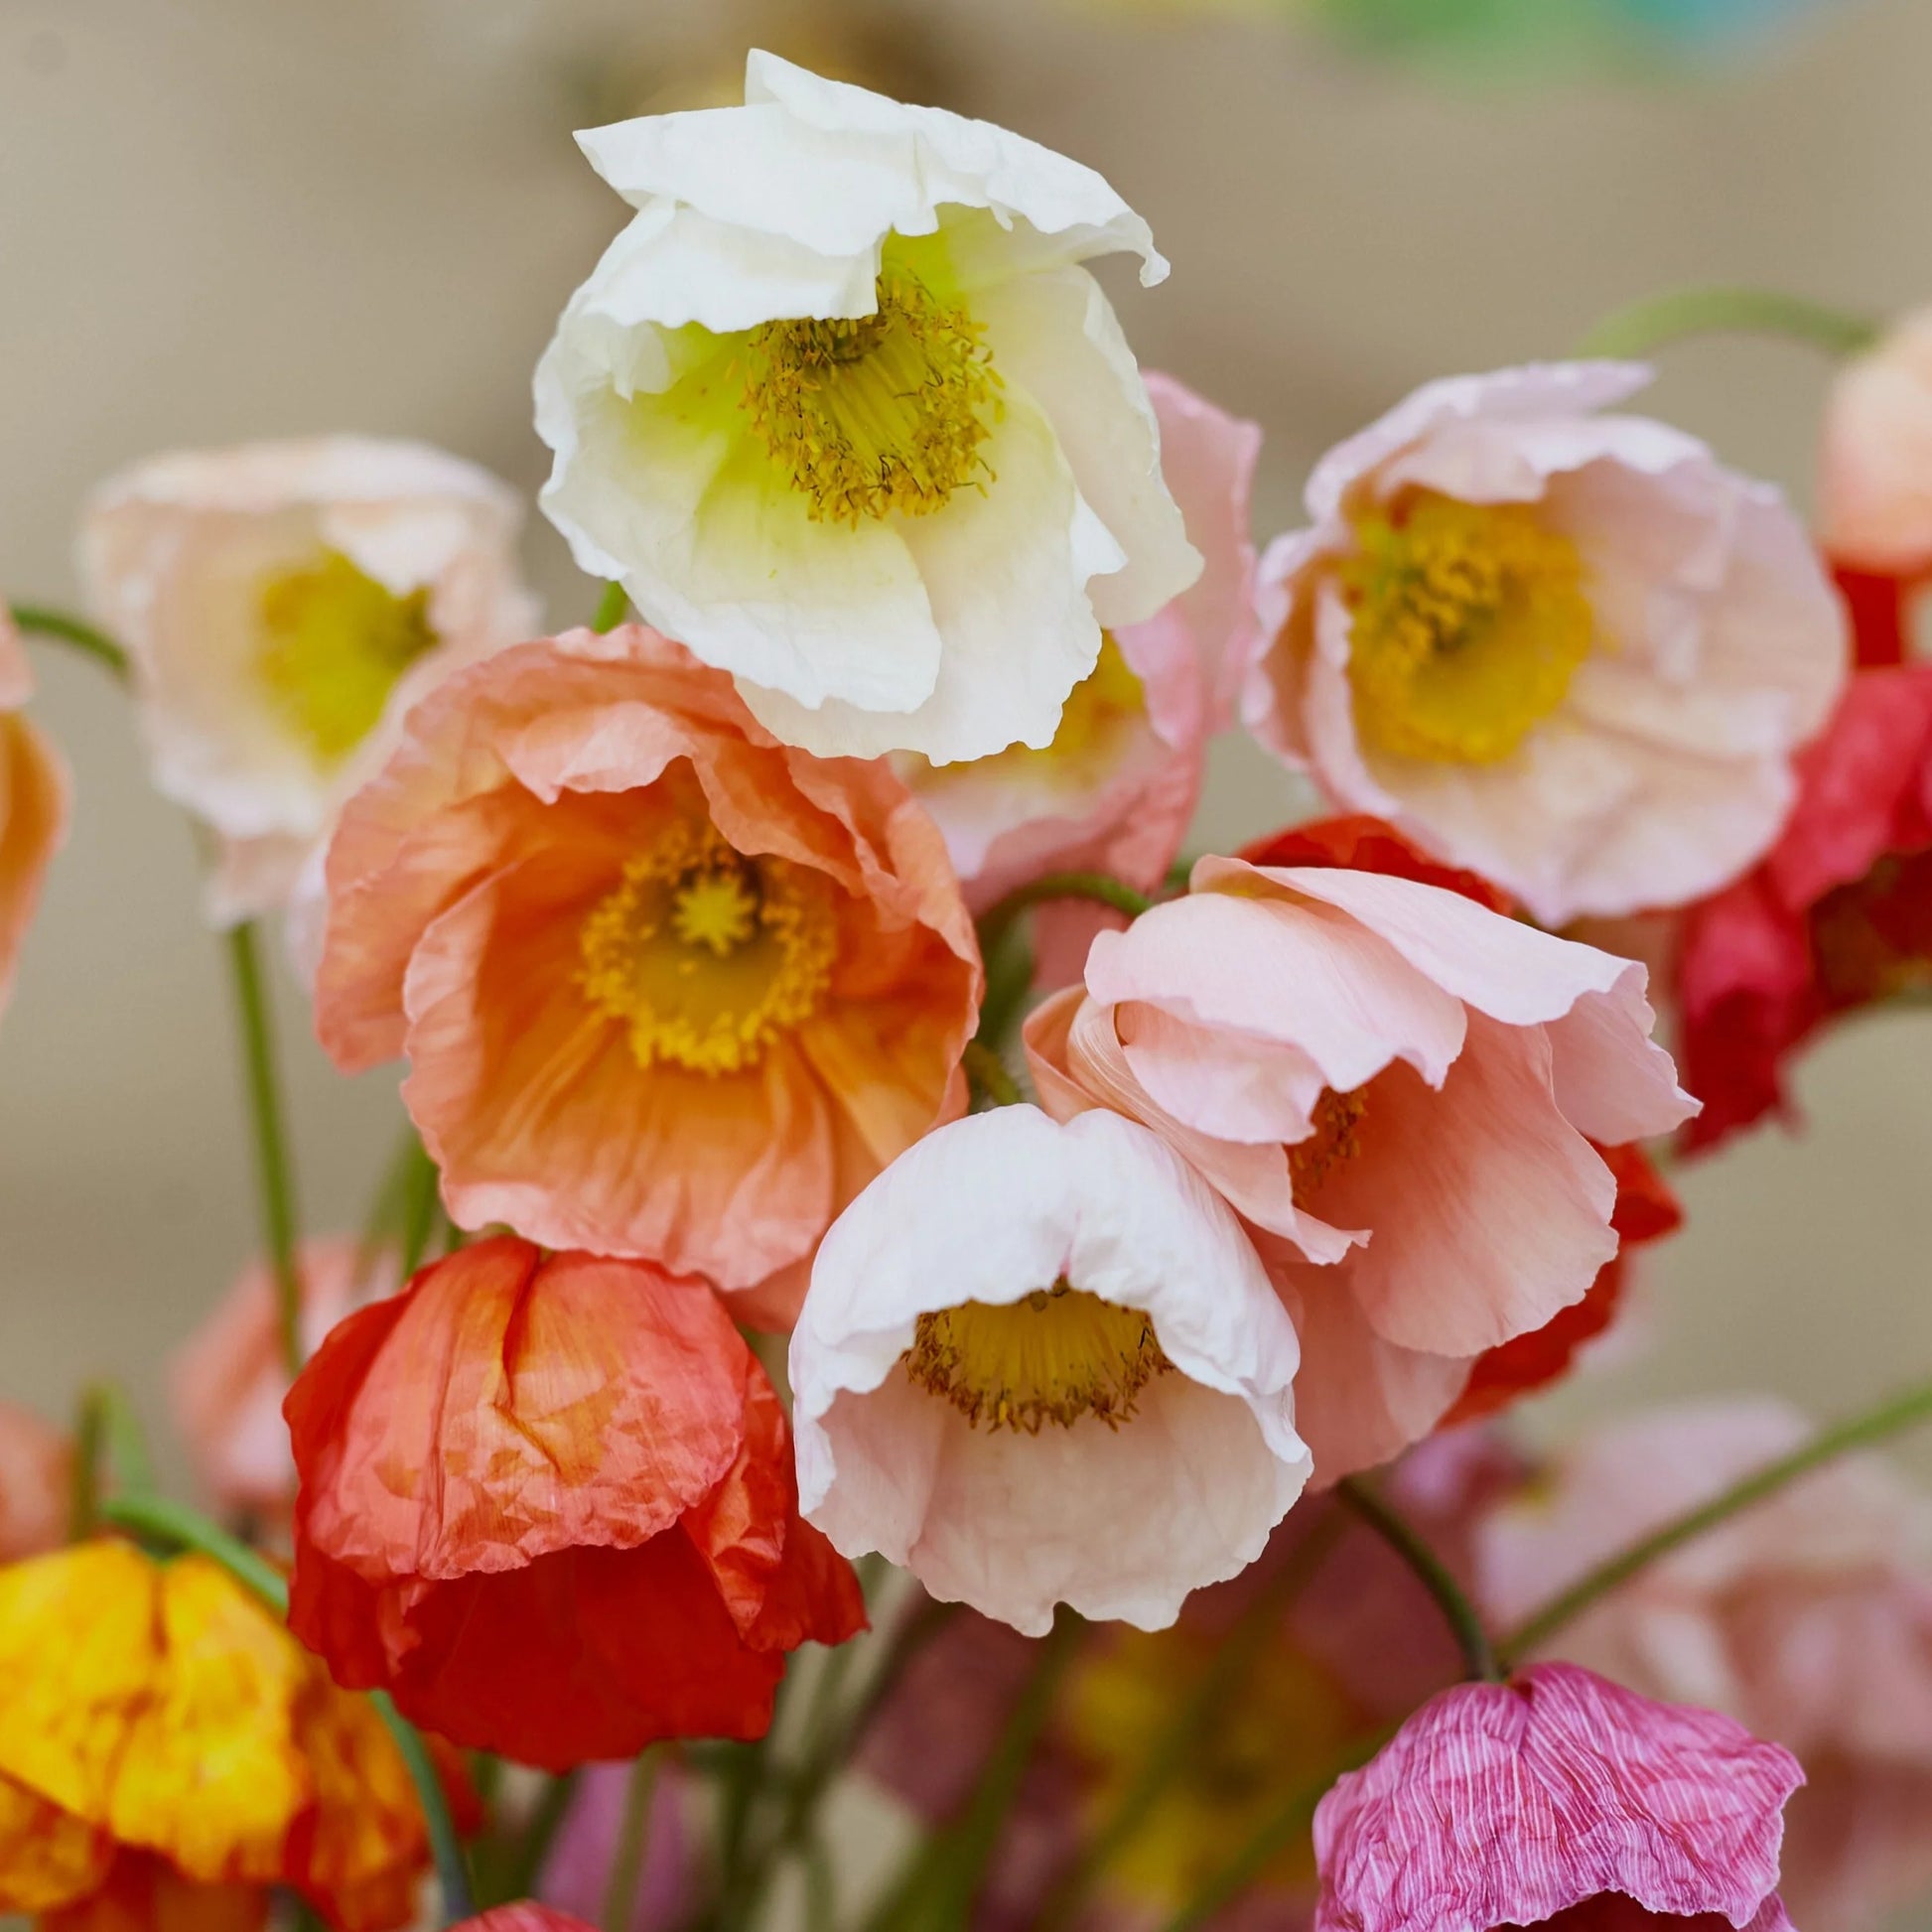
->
left=789, top=1104, right=1311, bottom=1634
left=534, top=51, right=1201, bottom=765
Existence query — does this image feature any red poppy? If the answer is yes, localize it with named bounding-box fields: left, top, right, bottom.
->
left=285, top=1237, right=866, bottom=1770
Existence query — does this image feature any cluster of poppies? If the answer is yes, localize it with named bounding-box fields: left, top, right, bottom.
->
left=4, top=47, right=1932, bottom=1932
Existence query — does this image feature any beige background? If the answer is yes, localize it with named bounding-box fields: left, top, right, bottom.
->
left=2, top=0, right=1930, bottom=1486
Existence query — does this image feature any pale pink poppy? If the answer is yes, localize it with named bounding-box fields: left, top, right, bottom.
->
left=1313, top=1662, right=1801, bottom=1932
left=905, top=372, right=1261, bottom=984
left=0, top=611, right=69, bottom=1025
left=170, top=1236, right=396, bottom=1524
left=790, top=1104, right=1311, bottom=1633
left=0, top=1401, right=69, bottom=1562
left=79, top=438, right=539, bottom=924
left=315, top=626, right=979, bottom=1311
left=1480, top=1400, right=1932, bottom=1931
left=1242, top=363, right=1846, bottom=925
left=1819, top=307, right=1932, bottom=579
left=1025, top=858, right=1696, bottom=1481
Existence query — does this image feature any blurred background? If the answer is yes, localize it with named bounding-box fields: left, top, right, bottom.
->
left=2, top=0, right=1929, bottom=1485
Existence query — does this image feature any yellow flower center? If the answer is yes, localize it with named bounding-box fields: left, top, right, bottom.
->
left=577, top=817, right=838, bottom=1076
left=256, top=549, right=439, bottom=763
left=902, top=1281, right=1172, bottom=1434
left=1287, top=1087, right=1367, bottom=1197
left=741, top=269, right=1001, bottom=526
left=1062, top=1629, right=1360, bottom=1907
left=1340, top=491, right=1592, bottom=764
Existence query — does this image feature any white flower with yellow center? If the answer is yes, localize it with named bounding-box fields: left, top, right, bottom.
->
left=789, top=1105, right=1311, bottom=1634
left=534, top=51, right=1202, bottom=765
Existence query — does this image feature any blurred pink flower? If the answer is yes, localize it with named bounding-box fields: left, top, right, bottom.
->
left=537, top=1760, right=694, bottom=1932
left=1819, top=307, right=1932, bottom=581
left=1025, top=858, right=1695, bottom=1479
left=1242, top=363, right=1845, bottom=926
left=905, top=372, right=1261, bottom=986
left=1313, top=1663, right=1801, bottom=1932
left=79, top=437, right=538, bottom=927
left=0, top=610, right=69, bottom=1027
left=171, top=1235, right=396, bottom=1525
left=1480, top=1400, right=1932, bottom=1930
left=0, top=1400, right=69, bottom=1562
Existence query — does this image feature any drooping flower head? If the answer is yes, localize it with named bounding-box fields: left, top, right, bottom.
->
left=79, top=438, right=538, bottom=923
left=0, top=1541, right=454, bottom=1931
left=172, top=1238, right=396, bottom=1527
left=1480, top=1400, right=1932, bottom=1932
left=1677, top=661, right=1932, bottom=1151
left=0, top=609, right=69, bottom=1027
left=285, top=1237, right=866, bottom=1769
left=314, top=627, right=979, bottom=1306
left=1027, top=853, right=1696, bottom=1479
left=1242, top=364, right=1846, bottom=925
left=1313, top=1663, right=1802, bottom=1932
left=905, top=373, right=1261, bottom=984
left=790, top=1105, right=1311, bottom=1634
left=535, top=51, right=1201, bottom=763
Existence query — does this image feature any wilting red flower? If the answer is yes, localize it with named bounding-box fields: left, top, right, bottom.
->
left=1313, top=1663, right=1801, bottom=1932
left=1237, top=816, right=1683, bottom=1434
left=286, top=1237, right=865, bottom=1769
left=1677, top=661, right=1932, bottom=1152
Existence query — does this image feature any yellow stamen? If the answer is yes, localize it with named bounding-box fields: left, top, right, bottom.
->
left=1287, top=1086, right=1368, bottom=1197
left=1340, top=490, right=1592, bottom=764
left=902, top=1281, right=1171, bottom=1434
left=256, top=550, right=438, bottom=763
left=577, top=817, right=838, bottom=1076
left=741, top=270, right=1001, bottom=526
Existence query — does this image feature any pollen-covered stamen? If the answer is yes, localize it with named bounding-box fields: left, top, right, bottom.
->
left=902, top=1280, right=1172, bottom=1433
left=741, top=271, right=1001, bottom=526
left=1287, top=1086, right=1367, bottom=1197
left=1340, top=490, right=1592, bottom=764
left=577, top=817, right=838, bottom=1076
left=256, top=549, right=439, bottom=762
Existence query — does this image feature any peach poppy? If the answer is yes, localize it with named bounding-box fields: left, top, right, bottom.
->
left=0, top=609, right=69, bottom=1025
left=1819, top=306, right=1932, bottom=586
left=171, top=1238, right=396, bottom=1527
left=78, top=438, right=538, bottom=925
left=286, top=1237, right=866, bottom=1769
left=904, top=372, right=1261, bottom=985
left=1025, top=856, right=1696, bottom=1480
left=0, top=1402, right=69, bottom=1564
left=314, top=626, right=980, bottom=1307
left=1480, top=1400, right=1932, bottom=1932
left=0, top=1540, right=448, bottom=1931
left=1242, top=363, right=1846, bottom=925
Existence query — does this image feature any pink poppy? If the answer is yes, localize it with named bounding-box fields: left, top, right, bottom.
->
left=1313, top=1663, right=1801, bottom=1932
left=1819, top=307, right=1932, bottom=585
left=0, top=611, right=69, bottom=1026
left=1480, top=1400, right=1932, bottom=1931
left=1025, top=857, right=1695, bottom=1479
left=1242, top=364, right=1845, bottom=925
left=0, top=1401, right=69, bottom=1563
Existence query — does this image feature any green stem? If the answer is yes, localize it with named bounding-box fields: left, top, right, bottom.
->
left=99, top=1494, right=475, bottom=1923
left=69, top=1389, right=105, bottom=1541
left=502, top=1770, right=581, bottom=1899
left=962, top=1039, right=1022, bottom=1109
left=592, top=582, right=630, bottom=633
left=602, top=1750, right=659, bottom=1932
left=226, top=922, right=304, bottom=1379
left=69, top=1383, right=155, bottom=1539
left=979, top=872, right=1154, bottom=949
left=1500, top=1373, right=1932, bottom=1666
left=1337, top=1476, right=1500, bottom=1683
left=1576, top=286, right=1878, bottom=360
left=397, top=1133, right=445, bottom=1278
left=8, top=604, right=130, bottom=678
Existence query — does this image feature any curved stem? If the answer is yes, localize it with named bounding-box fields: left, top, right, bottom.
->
left=69, top=1382, right=157, bottom=1541
left=962, top=1039, right=1022, bottom=1109
left=1337, top=1476, right=1500, bottom=1683
left=602, top=1750, right=659, bottom=1932
left=8, top=604, right=130, bottom=678
left=1500, top=1373, right=1932, bottom=1666
left=226, top=922, right=304, bottom=1379
left=99, top=1493, right=475, bottom=1923
left=979, top=872, right=1154, bottom=943
left=592, top=582, right=630, bottom=633
left=1577, top=286, right=1878, bottom=360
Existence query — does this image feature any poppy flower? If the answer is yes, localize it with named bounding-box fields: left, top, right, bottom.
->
left=1313, top=1663, right=1802, bottom=1932
left=534, top=50, right=1200, bottom=763
left=0, top=1540, right=447, bottom=1931
left=313, top=627, right=979, bottom=1311
left=1241, top=363, right=1846, bottom=925
left=0, top=1402, right=68, bottom=1564
left=286, top=1237, right=866, bottom=1769
left=78, top=438, right=537, bottom=926
left=0, top=609, right=69, bottom=1027
left=790, top=1104, right=1311, bottom=1634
